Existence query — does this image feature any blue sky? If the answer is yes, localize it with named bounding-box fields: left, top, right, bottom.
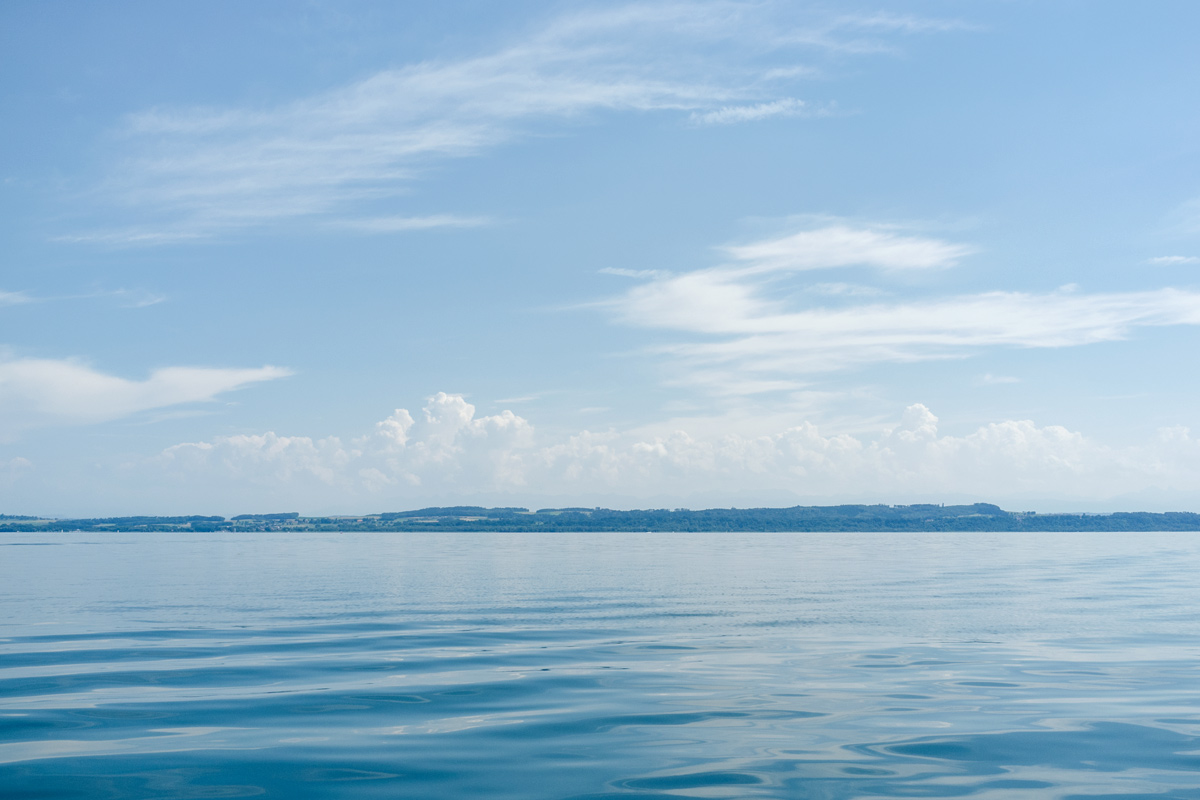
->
left=3, top=1, right=1200, bottom=515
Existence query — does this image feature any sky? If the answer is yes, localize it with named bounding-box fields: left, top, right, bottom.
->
left=3, top=0, right=1200, bottom=516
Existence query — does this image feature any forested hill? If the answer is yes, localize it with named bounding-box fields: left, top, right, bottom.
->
left=3, top=504, right=1200, bottom=532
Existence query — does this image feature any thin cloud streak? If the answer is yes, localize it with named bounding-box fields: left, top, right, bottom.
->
left=689, top=98, right=815, bottom=125
left=0, top=359, right=292, bottom=435
left=0, top=287, right=164, bottom=308
left=640, top=286, right=1200, bottom=377
left=977, top=373, right=1021, bottom=385
left=600, top=267, right=669, bottom=279
left=722, top=225, right=974, bottom=273
left=55, top=229, right=207, bottom=246
left=0, top=291, right=34, bottom=306
left=329, top=214, right=493, bottom=232
left=603, top=223, right=1200, bottom=391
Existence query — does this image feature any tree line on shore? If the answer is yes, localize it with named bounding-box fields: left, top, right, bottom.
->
left=3, top=504, right=1200, bottom=532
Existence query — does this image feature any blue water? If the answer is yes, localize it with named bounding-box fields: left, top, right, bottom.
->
left=2, top=532, right=1200, bottom=799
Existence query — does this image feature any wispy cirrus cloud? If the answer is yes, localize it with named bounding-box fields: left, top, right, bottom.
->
left=70, top=3, right=966, bottom=243
left=601, top=223, right=1200, bottom=393
left=1148, top=255, right=1199, bottom=265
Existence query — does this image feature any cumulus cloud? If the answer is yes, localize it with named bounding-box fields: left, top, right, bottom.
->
left=166, top=432, right=350, bottom=484
left=600, top=223, right=1200, bottom=392
left=0, top=358, right=291, bottom=434
left=71, top=4, right=964, bottom=241
left=0, top=456, right=32, bottom=480
left=158, top=395, right=1200, bottom=507
left=535, top=404, right=1114, bottom=499
left=165, top=392, right=533, bottom=493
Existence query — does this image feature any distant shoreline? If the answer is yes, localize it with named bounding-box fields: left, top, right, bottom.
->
left=4, top=504, right=1200, bottom=533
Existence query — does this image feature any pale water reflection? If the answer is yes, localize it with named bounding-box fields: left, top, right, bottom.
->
left=1, top=531, right=1199, bottom=798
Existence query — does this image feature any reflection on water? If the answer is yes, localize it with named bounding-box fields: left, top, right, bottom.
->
left=2, top=531, right=1199, bottom=798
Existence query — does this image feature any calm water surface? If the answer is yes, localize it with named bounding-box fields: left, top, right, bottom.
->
left=2, top=531, right=1200, bottom=798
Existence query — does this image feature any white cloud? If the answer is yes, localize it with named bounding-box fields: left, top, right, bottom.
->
left=328, top=214, right=492, bottom=233
left=0, top=456, right=32, bottom=479
left=0, top=287, right=165, bottom=308
left=838, top=13, right=977, bottom=35
left=766, top=12, right=976, bottom=59
left=169, top=433, right=350, bottom=484
left=166, top=392, right=533, bottom=492
left=601, top=223, right=1200, bottom=390
left=54, top=230, right=207, bottom=246
left=649, top=285, right=1200, bottom=381
left=158, top=396, right=1200, bottom=508
left=72, top=288, right=168, bottom=308
left=493, top=393, right=549, bottom=404
left=0, top=359, right=291, bottom=434
left=600, top=267, right=668, bottom=279
left=976, top=373, right=1021, bottom=385
left=375, top=408, right=416, bottom=448
left=721, top=225, right=974, bottom=273
left=73, top=4, right=964, bottom=241
left=1148, top=255, right=1199, bottom=265
left=119, top=291, right=166, bottom=308
left=689, top=98, right=813, bottom=125
left=806, top=282, right=884, bottom=296
left=0, top=290, right=33, bottom=306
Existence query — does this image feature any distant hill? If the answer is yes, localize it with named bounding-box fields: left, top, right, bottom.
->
left=2, top=504, right=1199, bottom=532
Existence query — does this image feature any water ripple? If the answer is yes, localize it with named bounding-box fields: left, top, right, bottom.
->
left=3, top=531, right=1200, bottom=798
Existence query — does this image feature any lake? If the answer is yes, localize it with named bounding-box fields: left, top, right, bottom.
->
left=2, top=531, right=1199, bottom=798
